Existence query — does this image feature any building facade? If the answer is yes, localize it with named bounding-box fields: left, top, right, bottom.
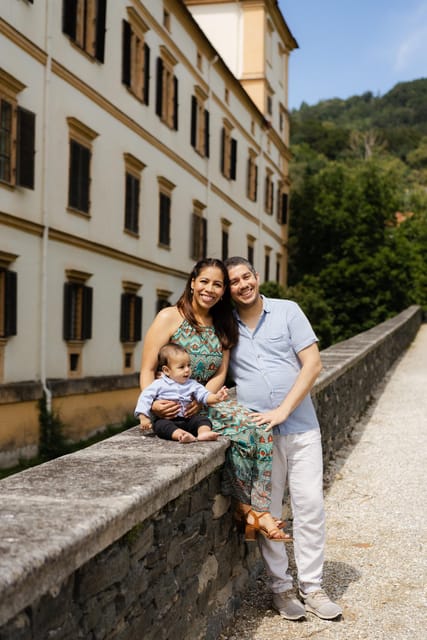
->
left=0, top=0, right=297, bottom=465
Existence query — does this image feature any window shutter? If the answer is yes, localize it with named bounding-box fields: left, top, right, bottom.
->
left=62, top=0, right=77, bottom=39
left=246, top=157, right=251, bottom=198
left=125, top=173, right=139, bottom=233
left=122, top=20, right=131, bottom=87
left=270, top=182, right=274, bottom=215
left=80, top=145, right=91, bottom=213
left=190, top=96, right=197, bottom=148
left=68, top=140, right=80, bottom=209
left=220, top=128, right=225, bottom=174
left=143, top=43, right=150, bottom=105
left=281, top=192, right=288, bottom=224
left=120, top=293, right=131, bottom=342
left=63, top=282, right=73, bottom=340
left=95, top=0, right=107, bottom=62
left=173, top=76, right=179, bottom=130
left=204, top=109, right=210, bottom=157
left=4, top=270, right=17, bottom=337
left=159, top=193, right=170, bottom=245
left=254, top=165, right=258, bottom=201
left=155, top=57, right=163, bottom=117
left=202, top=217, right=207, bottom=258
left=230, top=138, right=237, bottom=180
left=16, top=107, right=35, bottom=190
left=191, top=213, right=199, bottom=259
left=82, top=285, right=93, bottom=340
left=134, top=296, right=142, bottom=341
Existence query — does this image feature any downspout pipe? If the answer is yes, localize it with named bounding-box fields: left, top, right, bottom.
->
left=40, top=0, right=52, bottom=411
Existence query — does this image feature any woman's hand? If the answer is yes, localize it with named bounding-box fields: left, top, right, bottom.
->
left=184, top=399, right=202, bottom=418
left=151, top=399, right=180, bottom=419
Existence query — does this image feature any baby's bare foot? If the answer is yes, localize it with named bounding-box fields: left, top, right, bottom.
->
left=197, top=431, right=219, bottom=441
left=179, top=432, right=197, bottom=443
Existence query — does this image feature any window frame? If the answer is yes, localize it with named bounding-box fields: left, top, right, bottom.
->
left=123, top=153, right=145, bottom=235
left=191, top=200, right=207, bottom=261
left=155, top=46, right=178, bottom=130
left=0, top=69, right=35, bottom=190
left=220, top=121, right=237, bottom=180
left=191, top=88, right=210, bottom=158
left=157, top=177, right=175, bottom=248
left=122, top=9, right=150, bottom=104
left=62, top=0, right=107, bottom=62
left=67, top=117, right=98, bottom=216
left=246, top=150, right=258, bottom=201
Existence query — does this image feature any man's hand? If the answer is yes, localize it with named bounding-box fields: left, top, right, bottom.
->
left=151, top=399, right=180, bottom=419
left=251, top=408, right=287, bottom=432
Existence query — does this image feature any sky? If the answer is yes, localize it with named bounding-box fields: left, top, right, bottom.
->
left=278, top=0, right=427, bottom=109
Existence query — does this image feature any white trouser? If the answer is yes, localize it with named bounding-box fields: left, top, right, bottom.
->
left=258, top=428, right=325, bottom=594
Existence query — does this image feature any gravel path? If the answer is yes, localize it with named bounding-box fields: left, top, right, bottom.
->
left=220, top=325, right=427, bottom=640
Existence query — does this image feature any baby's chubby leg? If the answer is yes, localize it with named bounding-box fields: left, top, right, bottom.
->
left=197, top=425, right=219, bottom=441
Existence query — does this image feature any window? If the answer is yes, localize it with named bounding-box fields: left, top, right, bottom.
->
left=221, top=219, right=231, bottom=261
left=156, top=289, right=172, bottom=314
left=220, top=122, right=237, bottom=180
left=264, top=248, right=271, bottom=282
left=191, top=201, right=207, bottom=261
left=264, top=170, right=274, bottom=215
left=246, top=151, right=258, bottom=201
left=120, top=287, right=142, bottom=343
left=197, top=51, right=203, bottom=72
left=122, top=9, right=150, bottom=104
left=163, top=9, right=171, bottom=31
left=158, top=177, right=175, bottom=248
left=0, top=253, right=18, bottom=339
left=120, top=281, right=142, bottom=373
left=67, top=117, right=98, bottom=215
left=191, top=89, right=209, bottom=157
left=124, top=153, right=145, bottom=234
left=276, top=255, right=282, bottom=282
left=277, top=189, right=288, bottom=225
left=247, top=236, right=255, bottom=266
left=62, top=0, right=107, bottom=62
left=63, top=273, right=93, bottom=342
left=156, top=47, right=178, bottom=130
left=0, top=69, right=35, bottom=190
left=63, top=271, right=92, bottom=376
left=267, top=93, right=273, bottom=116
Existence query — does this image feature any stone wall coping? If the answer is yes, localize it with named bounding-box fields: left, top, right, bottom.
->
left=0, top=431, right=229, bottom=626
left=313, top=305, right=421, bottom=393
left=0, top=305, right=422, bottom=627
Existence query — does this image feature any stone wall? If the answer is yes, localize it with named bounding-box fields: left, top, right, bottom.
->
left=0, top=306, right=422, bottom=640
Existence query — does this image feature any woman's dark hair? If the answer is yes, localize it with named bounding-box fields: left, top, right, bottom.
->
left=176, top=258, right=238, bottom=349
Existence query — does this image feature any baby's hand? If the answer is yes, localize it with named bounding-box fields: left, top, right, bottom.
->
left=139, top=415, right=152, bottom=433
left=217, top=386, right=228, bottom=401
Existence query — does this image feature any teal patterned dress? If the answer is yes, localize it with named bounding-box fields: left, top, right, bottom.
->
left=170, top=319, right=273, bottom=511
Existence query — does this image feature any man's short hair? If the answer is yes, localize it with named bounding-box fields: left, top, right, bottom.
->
left=224, top=256, right=257, bottom=275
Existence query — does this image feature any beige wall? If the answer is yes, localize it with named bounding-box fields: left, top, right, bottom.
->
left=0, top=0, right=296, bottom=462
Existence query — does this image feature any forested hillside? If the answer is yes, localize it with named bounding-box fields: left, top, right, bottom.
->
left=269, top=79, right=427, bottom=347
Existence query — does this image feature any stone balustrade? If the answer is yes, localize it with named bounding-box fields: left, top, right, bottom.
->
left=0, top=305, right=422, bottom=640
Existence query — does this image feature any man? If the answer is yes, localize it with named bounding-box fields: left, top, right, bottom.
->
left=225, top=256, right=342, bottom=621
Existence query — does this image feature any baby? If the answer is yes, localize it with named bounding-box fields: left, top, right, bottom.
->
left=135, top=342, right=228, bottom=443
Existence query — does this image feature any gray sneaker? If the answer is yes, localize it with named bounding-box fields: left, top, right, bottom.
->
left=299, top=589, right=342, bottom=620
left=272, top=589, right=306, bottom=620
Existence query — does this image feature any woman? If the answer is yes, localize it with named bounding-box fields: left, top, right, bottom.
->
left=139, top=258, right=290, bottom=541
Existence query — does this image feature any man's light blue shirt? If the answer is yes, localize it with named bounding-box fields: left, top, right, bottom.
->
left=135, top=374, right=210, bottom=418
left=229, top=296, right=320, bottom=435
